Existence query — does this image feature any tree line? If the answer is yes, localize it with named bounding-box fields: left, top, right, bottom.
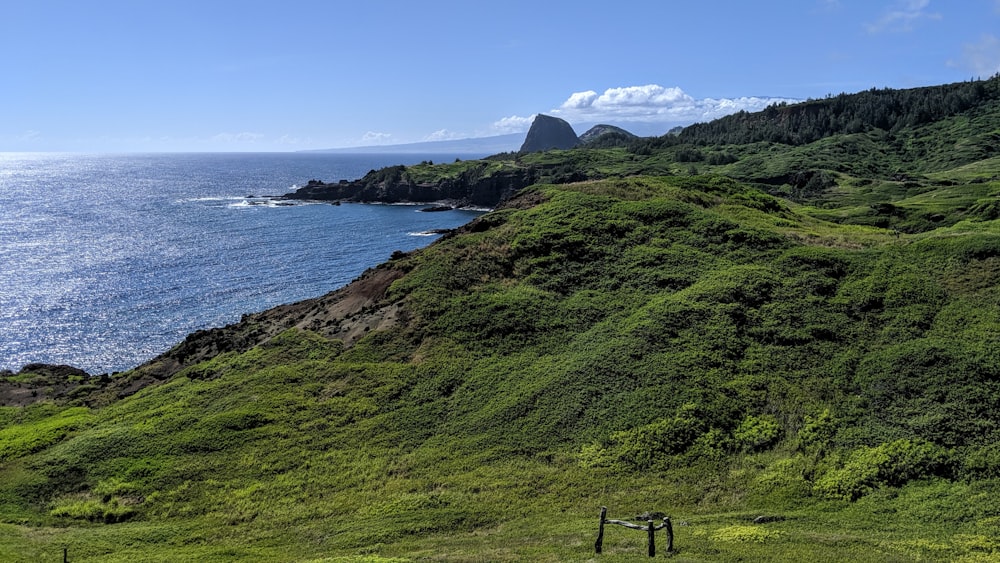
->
left=628, top=75, right=1000, bottom=152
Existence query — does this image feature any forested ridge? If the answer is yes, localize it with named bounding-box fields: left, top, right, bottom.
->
left=665, top=76, right=999, bottom=146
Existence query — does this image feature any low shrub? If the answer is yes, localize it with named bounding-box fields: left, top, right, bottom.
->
left=733, top=415, right=782, bottom=452
left=814, top=439, right=953, bottom=500
left=50, top=494, right=139, bottom=523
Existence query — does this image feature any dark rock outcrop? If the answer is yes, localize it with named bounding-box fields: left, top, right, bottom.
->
left=752, top=515, right=786, bottom=524
left=519, top=114, right=579, bottom=153
left=18, top=363, right=90, bottom=380
left=282, top=164, right=538, bottom=208
left=0, top=363, right=107, bottom=407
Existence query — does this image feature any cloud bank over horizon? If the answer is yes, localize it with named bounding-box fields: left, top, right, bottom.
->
left=490, top=84, right=801, bottom=136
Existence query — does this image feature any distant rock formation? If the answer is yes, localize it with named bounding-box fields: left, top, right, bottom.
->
left=578, top=124, right=638, bottom=147
left=519, top=114, right=580, bottom=153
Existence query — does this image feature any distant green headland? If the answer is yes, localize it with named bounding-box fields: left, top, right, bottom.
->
left=3, top=76, right=1000, bottom=561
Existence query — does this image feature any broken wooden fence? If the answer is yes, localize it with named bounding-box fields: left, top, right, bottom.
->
left=595, top=506, right=674, bottom=557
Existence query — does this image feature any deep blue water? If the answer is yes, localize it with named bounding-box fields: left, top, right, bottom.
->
left=0, top=153, right=486, bottom=374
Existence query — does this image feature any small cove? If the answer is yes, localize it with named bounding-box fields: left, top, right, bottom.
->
left=0, top=152, right=485, bottom=373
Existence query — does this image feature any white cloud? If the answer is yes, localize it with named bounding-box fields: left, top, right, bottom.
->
left=361, top=131, right=393, bottom=145
left=276, top=134, right=311, bottom=146
left=865, top=0, right=941, bottom=34
left=423, top=129, right=466, bottom=142
left=574, top=85, right=693, bottom=109
left=948, top=34, right=1000, bottom=77
left=211, top=132, right=264, bottom=143
left=561, top=91, right=599, bottom=109
left=549, top=84, right=798, bottom=125
left=491, top=114, right=536, bottom=134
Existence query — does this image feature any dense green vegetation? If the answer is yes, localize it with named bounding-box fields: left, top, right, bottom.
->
left=679, top=78, right=1000, bottom=145
left=3, top=77, right=1000, bottom=561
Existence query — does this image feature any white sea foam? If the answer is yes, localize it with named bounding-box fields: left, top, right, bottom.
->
left=227, top=198, right=309, bottom=209
left=175, top=196, right=243, bottom=204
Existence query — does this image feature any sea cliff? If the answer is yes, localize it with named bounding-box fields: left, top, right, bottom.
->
left=281, top=161, right=537, bottom=208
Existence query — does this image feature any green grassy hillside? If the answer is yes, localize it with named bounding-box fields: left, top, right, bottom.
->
left=3, top=79, right=1000, bottom=561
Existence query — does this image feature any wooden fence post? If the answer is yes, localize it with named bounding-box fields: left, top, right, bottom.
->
left=595, top=506, right=607, bottom=554
left=664, top=516, right=674, bottom=553
left=598, top=507, right=673, bottom=557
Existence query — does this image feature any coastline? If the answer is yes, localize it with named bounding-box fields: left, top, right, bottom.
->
left=0, top=153, right=487, bottom=377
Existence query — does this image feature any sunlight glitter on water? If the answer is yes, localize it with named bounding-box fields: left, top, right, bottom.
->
left=0, top=153, right=484, bottom=373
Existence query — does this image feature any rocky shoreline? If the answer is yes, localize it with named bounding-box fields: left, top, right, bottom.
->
left=0, top=187, right=549, bottom=408
left=0, top=171, right=514, bottom=405
left=2, top=115, right=600, bottom=404
left=0, top=363, right=107, bottom=407
left=280, top=164, right=537, bottom=208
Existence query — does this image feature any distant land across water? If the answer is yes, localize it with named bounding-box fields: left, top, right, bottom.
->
left=301, top=134, right=524, bottom=155
left=301, top=122, right=678, bottom=155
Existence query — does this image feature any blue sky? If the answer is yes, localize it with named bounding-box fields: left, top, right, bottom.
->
left=3, top=0, right=999, bottom=152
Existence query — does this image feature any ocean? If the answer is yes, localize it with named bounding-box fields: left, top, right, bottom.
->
left=0, top=152, right=487, bottom=374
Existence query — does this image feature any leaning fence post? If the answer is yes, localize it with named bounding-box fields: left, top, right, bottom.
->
left=595, top=506, right=607, bottom=554
left=664, top=516, right=674, bottom=553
